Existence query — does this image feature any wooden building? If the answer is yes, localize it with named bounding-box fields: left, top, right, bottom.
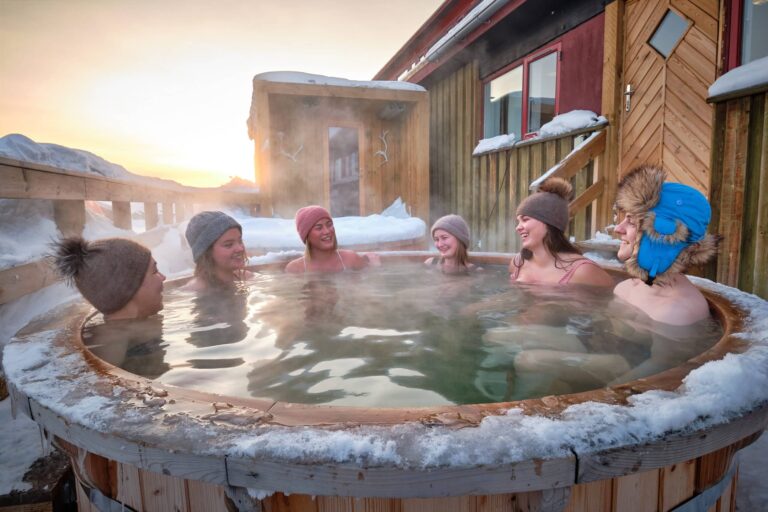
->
left=246, top=73, right=430, bottom=221
left=375, top=0, right=767, bottom=297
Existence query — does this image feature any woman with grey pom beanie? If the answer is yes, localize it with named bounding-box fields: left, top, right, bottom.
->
left=426, top=214, right=477, bottom=274
left=510, top=177, right=612, bottom=287
left=184, top=211, right=252, bottom=291
left=50, top=237, right=165, bottom=320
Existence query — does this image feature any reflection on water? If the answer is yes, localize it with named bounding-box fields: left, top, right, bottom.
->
left=82, top=265, right=722, bottom=407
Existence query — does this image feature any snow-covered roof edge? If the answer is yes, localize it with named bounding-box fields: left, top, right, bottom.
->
left=253, top=71, right=426, bottom=93
left=708, top=56, right=768, bottom=102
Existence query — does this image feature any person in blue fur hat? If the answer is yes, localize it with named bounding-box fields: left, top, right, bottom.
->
left=613, top=165, right=721, bottom=325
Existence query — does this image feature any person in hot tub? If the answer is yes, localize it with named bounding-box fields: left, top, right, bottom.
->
left=509, top=177, right=613, bottom=287
left=184, top=210, right=253, bottom=291
left=51, top=236, right=165, bottom=320
left=424, top=214, right=479, bottom=274
left=285, top=205, right=380, bottom=273
left=612, top=164, right=720, bottom=324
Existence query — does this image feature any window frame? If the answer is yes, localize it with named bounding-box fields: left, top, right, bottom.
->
left=482, top=42, right=562, bottom=140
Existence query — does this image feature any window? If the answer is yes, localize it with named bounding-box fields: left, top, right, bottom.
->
left=483, top=46, right=560, bottom=139
left=742, top=0, right=768, bottom=63
left=648, top=10, right=689, bottom=58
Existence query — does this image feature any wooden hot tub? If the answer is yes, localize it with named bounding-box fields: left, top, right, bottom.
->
left=4, top=253, right=767, bottom=512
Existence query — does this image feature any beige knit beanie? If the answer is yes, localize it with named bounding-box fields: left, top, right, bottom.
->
left=51, top=237, right=151, bottom=314
left=516, top=178, right=572, bottom=232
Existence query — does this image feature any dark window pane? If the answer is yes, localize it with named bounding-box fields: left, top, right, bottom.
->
left=527, top=52, right=557, bottom=134
left=649, top=10, right=689, bottom=58
left=328, top=127, right=359, bottom=217
left=483, top=65, right=523, bottom=138
left=742, top=0, right=768, bottom=64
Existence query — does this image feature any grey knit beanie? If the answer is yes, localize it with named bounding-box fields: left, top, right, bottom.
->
left=51, top=237, right=151, bottom=314
left=516, top=178, right=572, bottom=232
left=431, top=214, right=471, bottom=247
left=185, top=211, right=242, bottom=262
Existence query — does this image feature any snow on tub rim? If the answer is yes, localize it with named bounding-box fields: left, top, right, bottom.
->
left=3, top=253, right=768, bottom=511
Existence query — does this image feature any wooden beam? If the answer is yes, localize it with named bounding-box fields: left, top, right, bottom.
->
left=569, top=179, right=605, bottom=218
left=0, top=260, right=60, bottom=305
left=545, top=130, right=607, bottom=184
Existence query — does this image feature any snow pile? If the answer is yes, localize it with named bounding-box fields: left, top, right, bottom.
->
left=472, top=110, right=606, bottom=156
left=708, top=56, right=768, bottom=100
left=0, top=398, right=43, bottom=494
left=472, top=133, right=517, bottom=155
left=0, top=134, right=182, bottom=190
left=538, top=110, right=607, bottom=138
left=253, top=71, right=426, bottom=92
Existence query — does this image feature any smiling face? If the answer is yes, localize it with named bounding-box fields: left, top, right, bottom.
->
left=211, top=227, right=245, bottom=271
left=433, top=228, right=460, bottom=259
left=515, top=215, right=548, bottom=250
left=130, top=258, right=166, bottom=318
left=614, top=213, right=639, bottom=262
left=307, top=217, right=336, bottom=252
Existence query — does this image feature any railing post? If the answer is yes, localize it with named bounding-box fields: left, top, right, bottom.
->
left=53, top=199, right=86, bottom=238
left=112, top=201, right=131, bottom=230
left=162, top=202, right=174, bottom=225
left=144, top=202, right=159, bottom=230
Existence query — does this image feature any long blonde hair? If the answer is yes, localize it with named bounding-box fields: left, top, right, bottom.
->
left=194, top=246, right=248, bottom=290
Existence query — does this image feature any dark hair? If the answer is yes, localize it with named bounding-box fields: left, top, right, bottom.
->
left=515, top=223, right=583, bottom=271
left=194, top=245, right=248, bottom=290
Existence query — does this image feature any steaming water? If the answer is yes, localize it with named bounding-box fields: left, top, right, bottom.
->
left=82, top=265, right=722, bottom=407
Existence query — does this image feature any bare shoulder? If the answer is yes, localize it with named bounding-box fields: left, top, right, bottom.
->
left=284, top=257, right=305, bottom=274
left=570, top=260, right=614, bottom=287
left=613, top=277, right=644, bottom=301
left=180, top=277, right=206, bottom=292
left=339, top=250, right=367, bottom=270
left=425, top=256, right=436, bottom=266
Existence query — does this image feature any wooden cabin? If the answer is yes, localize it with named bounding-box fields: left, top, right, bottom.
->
left=246, top=73, right=430, bottom=221
left=375, top=0, right=768, bottom=298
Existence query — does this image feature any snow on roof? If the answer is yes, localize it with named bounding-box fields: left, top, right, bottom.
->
left=708, top=56, right=768, bottom=100
left=253, top=71, right=426, bottom=92
left=425, top=0, right=507, bottom=62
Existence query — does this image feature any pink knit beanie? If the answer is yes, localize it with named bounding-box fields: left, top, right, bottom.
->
left=295, top=205, right=332, bottom=242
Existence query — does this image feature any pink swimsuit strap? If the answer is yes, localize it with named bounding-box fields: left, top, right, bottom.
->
left=509, top=255, right=597, bottom=284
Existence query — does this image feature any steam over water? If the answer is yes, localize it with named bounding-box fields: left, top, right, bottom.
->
left=82, top=265, right=722, bottom=407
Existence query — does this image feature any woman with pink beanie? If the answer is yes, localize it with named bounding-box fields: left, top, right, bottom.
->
left=425, top=214, right=477, bottom=274
left=285, top=205, right=380, bottom=274
left=510, top=178, right=612, bottom=287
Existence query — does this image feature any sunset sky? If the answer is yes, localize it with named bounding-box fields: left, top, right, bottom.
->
left=0, top=0, right=442, bottom=187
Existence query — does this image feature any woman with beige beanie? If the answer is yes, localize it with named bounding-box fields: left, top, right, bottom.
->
left=510, top=178, right=612, bottom=287
left=285, top=205, right=380, bottom=274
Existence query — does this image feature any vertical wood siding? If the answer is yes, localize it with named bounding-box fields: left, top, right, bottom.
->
left=710, top=91, right=768, bottom=300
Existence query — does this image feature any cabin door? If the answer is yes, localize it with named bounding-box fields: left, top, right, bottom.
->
left=619, top=0, right=720, bottom=194
left=327, top=126, right=361, bottom=217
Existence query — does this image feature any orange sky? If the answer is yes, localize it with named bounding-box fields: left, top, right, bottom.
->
left=0, top=0, right=442, bottom=187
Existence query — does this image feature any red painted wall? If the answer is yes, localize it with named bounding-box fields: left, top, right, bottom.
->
left=558, top=13, right=604, bottom=115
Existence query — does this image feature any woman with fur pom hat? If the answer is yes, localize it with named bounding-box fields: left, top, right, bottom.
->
left=285, top=205, right=380, bottom=273
left=613, top=165, right=720, bottom=325
left=510, top=177, right=613, bottom=286
left=51, top=237, right=166, bottom=320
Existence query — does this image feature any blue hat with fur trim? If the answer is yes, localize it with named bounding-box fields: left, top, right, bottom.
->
left=615, top=166, right=720, bottom=285
left=637, top=183, right=711, bottom=278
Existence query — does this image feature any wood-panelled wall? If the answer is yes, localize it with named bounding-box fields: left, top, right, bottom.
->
left=429, top=63, right=601, bottom=252
left=710, top=90, right=768, bottom=300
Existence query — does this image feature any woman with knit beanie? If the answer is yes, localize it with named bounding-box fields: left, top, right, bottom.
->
left=613, top=165, right=720, bottom=325
left=51, top=237, right=166, bottom=320
left=510, top=177, right=613, bottom=286
left=285, top=205, right=380, bottom=273
left=184, top=211, right=252, bottom=291
left=425, top=214, right=477, bottom=274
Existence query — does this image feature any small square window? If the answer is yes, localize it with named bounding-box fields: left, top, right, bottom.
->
left=648, top=10, right=689, bottom=58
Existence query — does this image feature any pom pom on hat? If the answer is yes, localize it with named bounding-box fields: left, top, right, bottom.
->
left=431, top=214, right=471, bottom=247
left=295, top=205, right=332, bottom=243
left=185, top=211, right=242, bottom=263
left=50, top=237, right=151, bottom=314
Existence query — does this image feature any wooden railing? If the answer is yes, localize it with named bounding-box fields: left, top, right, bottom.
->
left=0, top=156, right=261, bottom=304
left=708, top=82, right=768, bottom=300
left=471, top=122, right=608, bottom=253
